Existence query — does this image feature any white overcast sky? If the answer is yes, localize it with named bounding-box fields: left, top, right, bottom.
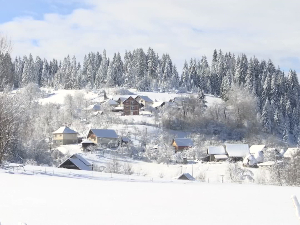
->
left=0, top=0, right=299, bottom=73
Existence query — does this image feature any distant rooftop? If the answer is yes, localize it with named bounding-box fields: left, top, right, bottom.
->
left=174, top=138, right=193, bottom=147
left=90, top=129, right=118, bottom=138
left=53, top=126, right=78, bottom=134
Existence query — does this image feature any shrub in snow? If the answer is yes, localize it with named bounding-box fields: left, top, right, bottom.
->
left=227, top=163, right=254, bottom=183
left=123, top=163, right=133, bottom=175
left=105, top=157, right=122, bottom=174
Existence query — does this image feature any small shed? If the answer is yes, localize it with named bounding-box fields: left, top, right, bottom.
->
left=225, top=144, right=249, bottom=161
left=172, top=138, right=193, bottom=152
left=81, top=139, right=96, bottom=150
left=178, top=173, right=195, bottom=181
left=207, top=146, right=228, bottom=161
left=59, top=154, right=92, bottom=171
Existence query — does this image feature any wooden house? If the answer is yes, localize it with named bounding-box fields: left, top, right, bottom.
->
left=53, top=126, right=78, bottom=146
left=87, top=129, right=119, bottom=148
left=122, top=96, right=140, bottom=115
left=172, top=138, right=193, bottom=152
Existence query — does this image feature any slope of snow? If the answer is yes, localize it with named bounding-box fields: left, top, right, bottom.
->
left=0, top=169, right=299, bottom=225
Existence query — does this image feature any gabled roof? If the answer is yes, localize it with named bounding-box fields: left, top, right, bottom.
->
left=60, top=154, right=92, bottom=171
left=53, top=126, right=78, bottom=134
left=178, top=173, right=195, bottom=181
left=208, top=146, right=226, bottom=155
left=152, top=101, right=165, bottom=108
left=225, top=144, right=249, bottom=157
left=249, top=145, right=265, bottom=154
left=114, top=95, right=137, bottom=103
left=136, top=95, right=153, bottom=103
left=174, top=138, right=193, bottom=147
left=105, top=99, right=119, bottom=106
left=90, top=129, right=118, bottom=138
left=283, top=148, right=300, bottom=158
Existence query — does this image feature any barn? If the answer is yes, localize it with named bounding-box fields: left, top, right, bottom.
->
left=59, top=154, right=93, bottom=171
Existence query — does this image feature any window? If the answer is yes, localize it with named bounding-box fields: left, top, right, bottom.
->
left=131, top=101, right=134, bottom=104
left=131, top=106, right=135, bottom=110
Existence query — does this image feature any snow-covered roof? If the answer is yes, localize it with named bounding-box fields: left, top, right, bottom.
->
left=207, top=146, right=226, bottom=155
left=178, top=173, right=195, bottom=181
left=258, top=161, right=275, bottom=167
left=114, top=95, right=137, bottom=102
left=250, top=145, right=266, bottom=154
left=105, top=99, right=119, bottom=106
left=81, top=139, right=95, bottom=144
left=53, top=126, right=78, bottom=134
left=174, top=138, right=193, bottom=147
left=243, top=154, right=257, bottom=166
left=283, top=148, right=300, bottom=158
left=90, top=129, right=118, bottom=138
left=60, top=154, right=92, bottom=171
left=214, top=155, right=228, bottom=159
left=136, top=95, right=153, bottom=103
left=121, top=137, right=130, bottom=142
left=152, top=101, right=165, bottom=108
left=85, top=103, right=101, bottom=111
left=225, top=144, right=249, bottom=157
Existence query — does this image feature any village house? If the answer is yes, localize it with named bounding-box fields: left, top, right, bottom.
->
left=172, top=138, right=193, bottom=153
left=122, top=96, right=140, bottom=115
left=59, top=154, right=92, bottom=171
left=135, top=95, right=153, bottom=108
left=87, top=129, right=119, bottom=148
left=207, top=146, right=228, bottom=161
left=53, top=126, right=78, bottom=146
left=225, top=144, right=249, bottom=161
left=283, top=148, right=300, bottom=159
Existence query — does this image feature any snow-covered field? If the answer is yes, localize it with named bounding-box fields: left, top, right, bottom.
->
left=1, top=168, right=299, bottom=225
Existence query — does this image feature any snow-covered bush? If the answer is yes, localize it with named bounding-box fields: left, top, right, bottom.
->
left=227, top=163, right=254, bottom=183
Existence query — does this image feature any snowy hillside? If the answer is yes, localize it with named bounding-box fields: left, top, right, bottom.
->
left=1, top=168, right=300, bottom=225
left=38, top=88, right=223, bottom=106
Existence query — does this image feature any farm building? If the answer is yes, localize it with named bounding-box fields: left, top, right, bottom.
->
left=53, top=126, right=78, bottom=146
left=59, top=154, right=92, bottom=171
left=207, top=146, right=228, bottom=161
left=172, top=138, right=193, bottom=152
left=87, top=129, right=119, bottom=148
left=225, top=144, right=249, bottom=161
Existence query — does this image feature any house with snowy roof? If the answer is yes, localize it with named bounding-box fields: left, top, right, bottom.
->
left=59, top=154, right=92, bottom=171
left=283, top=148, right=300, bottom=159
left=207, top=146, right=228, bottom=161
left=87, top=129, right=119, bottom=148
left=225, top=144, right=249, bottom=161
left=135, top=95, right=153, bottom=108
left=172, top=138, right=193, bottom=152
left=53, top=126, right=78, bottom=145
